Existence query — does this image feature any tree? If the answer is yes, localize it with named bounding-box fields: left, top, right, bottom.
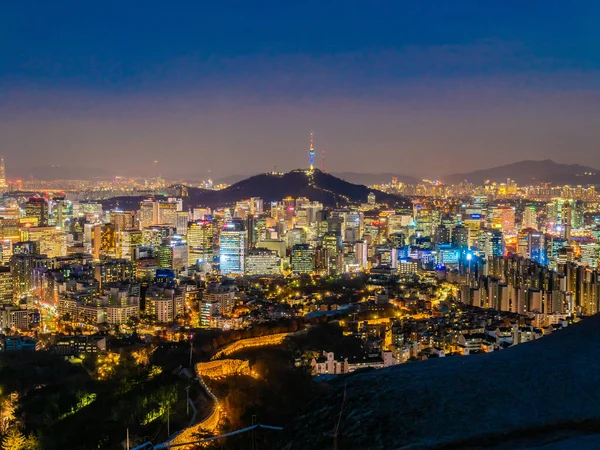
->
left=2, top=427, right=26, bottom=450
left=127, top=316, right=140, bottom=333
left=0, top=393, right=17, bottom=434
left=23, top=434, right=40, bottom=450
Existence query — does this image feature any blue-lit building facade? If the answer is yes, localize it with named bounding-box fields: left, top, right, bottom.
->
left=219, top=219, right=247, bottom=275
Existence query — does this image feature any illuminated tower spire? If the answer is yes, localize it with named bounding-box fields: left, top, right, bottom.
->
left=309, top=132, right=315, bottom=171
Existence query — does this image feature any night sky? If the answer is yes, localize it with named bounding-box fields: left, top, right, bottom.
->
left=1, top=1, right=599, bottom=180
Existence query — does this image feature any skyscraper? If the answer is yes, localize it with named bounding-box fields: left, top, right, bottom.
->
left=100, top=224, right=117, bottom=257
left=187, top=220, right=213, bottom=267
left=110, top=210, right=137, bottom=232
left=142, top=225, right=175, bottom=248
left=139, top=199, right=158, bottom=229
left=118, top=230, right=142, bottom=260
left=11, top=254, right=52, bottom=302
left=562, top=202, right=572, bottom=241
left=24, top=197, right=49, bottom=226
left=452, top=225, right=469, bottom=249
left=52, top=197, right=66, bottom=229
left=219, top=219, right=247, bottom=275
left=158, top=201, right=178, bottom=226
left=291, top=244, right=315, bottom=274
left=490, top=206, right=515, bottom=233
left=528, top=232, right=546, bottom=265
left=522, top=206, right=538, bottom=230
left=0, top=267, right=13, bottom=306
left=0, top=156, right=8, bottom=192
left=23, top=227, right=68, bottom=258
left=517, top=229, right=546, bottom=264
left=481, top=229, right=505, bottom=259
left=156, top=236, right=188, bottom=271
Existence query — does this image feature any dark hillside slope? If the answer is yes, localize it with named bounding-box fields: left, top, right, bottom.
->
left=194, top=169, right=408, bottom=207
left=102, top=169, right=409, bottom=209
left=281, top=316, right=600, bottom=449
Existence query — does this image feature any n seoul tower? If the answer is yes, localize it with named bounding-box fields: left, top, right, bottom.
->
left=309, top=132, right=315, bottom=171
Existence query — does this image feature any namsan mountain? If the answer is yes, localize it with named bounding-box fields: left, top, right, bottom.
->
left=104, top=169, right=409, bottom=210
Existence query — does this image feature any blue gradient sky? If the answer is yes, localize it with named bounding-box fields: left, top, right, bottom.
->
left=1, top=1, right=599, bottom=179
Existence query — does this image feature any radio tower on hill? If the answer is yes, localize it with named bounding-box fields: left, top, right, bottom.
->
left=309, top=132, right=315, bottom=171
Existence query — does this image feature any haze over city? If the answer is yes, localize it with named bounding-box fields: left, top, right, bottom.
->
left=2, top=1, right=600, bottom=179
left=3, top=3, right=600, bottom=450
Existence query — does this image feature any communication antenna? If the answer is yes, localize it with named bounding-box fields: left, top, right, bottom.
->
left=309, top=132, right=315, bottom=171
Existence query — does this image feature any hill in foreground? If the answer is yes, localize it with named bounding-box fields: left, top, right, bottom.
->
left=280, top=316, right=600, bottom=449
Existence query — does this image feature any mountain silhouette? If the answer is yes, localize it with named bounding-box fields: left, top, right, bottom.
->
left=445, top=159, right=600, bottom=185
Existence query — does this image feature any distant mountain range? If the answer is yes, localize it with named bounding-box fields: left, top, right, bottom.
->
left=281, top=316, right=600, bottom=449
left=103, top=169, right=409, bottom=209
left=14, top=160, right=600, bottom=188
left=444, top=159, right=600, bottom=185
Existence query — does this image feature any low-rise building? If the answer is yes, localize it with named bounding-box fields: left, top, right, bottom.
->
left=4, top=336, right=36, bottom=352
left=311, top=351, right=398, bottom=376
left=245, top=248, right=281, bottom=276
left=54, top=336, right=107, bottom=355
left=311, top=352, right=349, bottom=376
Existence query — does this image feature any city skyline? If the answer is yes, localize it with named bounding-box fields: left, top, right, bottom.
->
left=3, top=3, right=600, bottom=449
left=2, top=154, right=600, bottom=185
left=2, top=2, right=600, bottom=178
